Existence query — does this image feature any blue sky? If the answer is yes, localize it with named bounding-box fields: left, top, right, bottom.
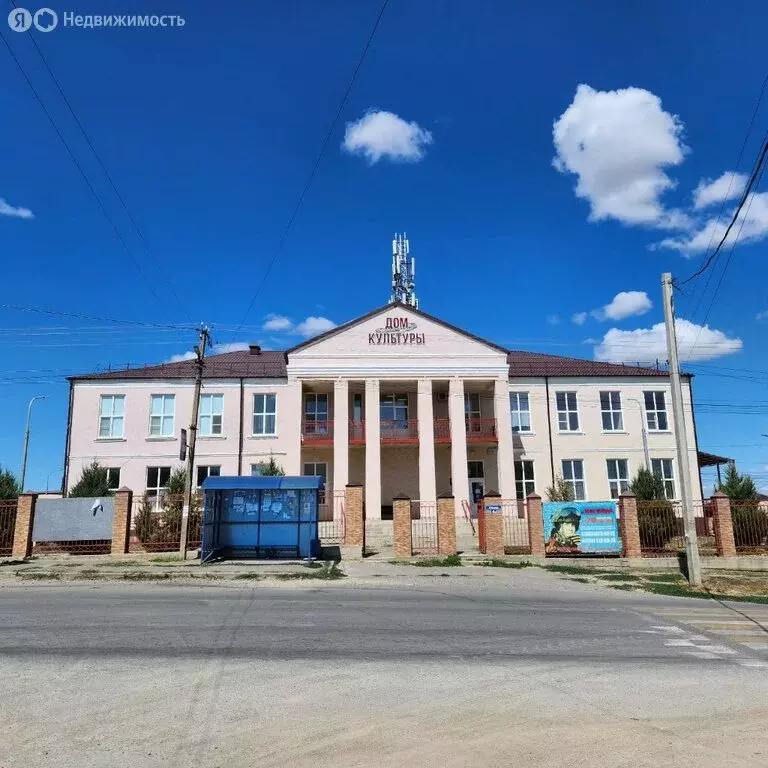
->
left=2, top=0, right=768, bottom=492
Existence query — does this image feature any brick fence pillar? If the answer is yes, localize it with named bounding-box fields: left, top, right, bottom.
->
left=344, top=485, right=364, bottom=548
left=393, top=495, right=412, bottom=559
left=111, top=487, right=133, bottom=555
left=437, top=494, right=456, bottom=555
left=618, top=491, right=642, bottom=558
left=482, top=492, right=504, bottom=556
left=711, top=491, right=736, bottom=557
left=526, top=493, right=546, bottom=557
left=11, top=493, right=37, bottom=559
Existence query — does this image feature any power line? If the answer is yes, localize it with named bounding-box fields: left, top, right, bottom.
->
left=6, top=0, right=191, bottom=322
left=0, top=25, right=172, bottom=318
left=232, top=0, right=390, bottom=337
left=0, top=303, right=193, bottom=329
left=678, top=135, right=768, bottom=288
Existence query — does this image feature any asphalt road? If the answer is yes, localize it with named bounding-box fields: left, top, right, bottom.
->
left=2, top=573, right=768, bottom=767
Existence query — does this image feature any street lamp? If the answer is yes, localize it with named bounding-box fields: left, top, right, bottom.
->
left=45, top=469, right=63, bottom=493
left=20, top=395, right=47, bottom=492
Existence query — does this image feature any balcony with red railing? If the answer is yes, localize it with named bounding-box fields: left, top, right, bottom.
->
left=349, top=420, right=366, bottom=444
left=301, top=419, right=333, bottom=445
left=434, top=419, right=451, bottom=444
left=465, top=417, right=498, bottom=443
left=380, top=419, right=419, bottom=444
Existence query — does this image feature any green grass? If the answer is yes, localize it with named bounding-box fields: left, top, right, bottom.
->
left=643, top=573, right=685, bottom=583
left=0, top=558, right=33, bottom=567
left=543, top=564, right=601, bottom=575
left=566, top=577, right=592, bottom=584
left=408, top=554, right=463, bottom=567
left=593, top=572, right=642, bottom=582
left=274, top=563, right=345, bottom=580
left=232, top=573, right=263, bottom=581
left=16, top=571, right=61, bottom=580
left=475, top=559, right=533, bottom=569
left=149, top=555, right=184, bottom=563
left=607, top=583, right=637, bottom=591
left=120, top=571, right=174, bottom=581
left=90, top=560, right=144, bottom=568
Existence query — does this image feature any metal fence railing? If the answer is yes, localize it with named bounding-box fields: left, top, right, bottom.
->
left=129, top=493, right=203, bottom=553
left=731, top=500, right=768, bottom=554
left=318, top=489, right=346, bottom=545
left=0, top=499, right=17, bottom=557
left=637, top=500, right=716, bottom=558
left=32, top=538, right=112, bottom=556
left=502, top=499, right=531, bottom=554
left=411, top=501, right=438, bottom=555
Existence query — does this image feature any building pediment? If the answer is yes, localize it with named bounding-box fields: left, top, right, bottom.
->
left=286, top=303, right=510, bottom=377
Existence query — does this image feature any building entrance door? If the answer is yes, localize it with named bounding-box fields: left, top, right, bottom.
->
left=468, top=461, right=485, bottom=516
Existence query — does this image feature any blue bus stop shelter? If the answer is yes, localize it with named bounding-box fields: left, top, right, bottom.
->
left=200, top=476, right=322, bottom=562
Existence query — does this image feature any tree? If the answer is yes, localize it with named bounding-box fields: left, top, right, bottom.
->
left=69, top=461, right=111, bottom=498
left=630, top=467, right=667, bottom=501
left=716, top=463, right=758, bottom=500
left=168, top=467, right=187, bottom=495
left=546, top=475, right=574, bottom=502
left=0, top=465, right=20, bottom=500
left=260, top=456, right=285, bottom=476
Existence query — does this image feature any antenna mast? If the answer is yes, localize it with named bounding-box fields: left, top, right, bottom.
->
left=390, top=233, right=418, bottom=308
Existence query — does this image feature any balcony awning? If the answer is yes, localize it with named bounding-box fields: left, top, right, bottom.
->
left=698, top=451, right=732, bottom=468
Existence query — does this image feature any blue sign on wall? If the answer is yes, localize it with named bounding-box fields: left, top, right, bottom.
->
left=543, top=501, right=621, bottom=555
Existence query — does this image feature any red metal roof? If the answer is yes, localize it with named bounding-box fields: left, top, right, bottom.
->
left=70, top=347, right=670, bottom=381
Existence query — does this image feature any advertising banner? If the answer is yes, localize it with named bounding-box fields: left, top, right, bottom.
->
left=543, top=501, right=621, bottom=555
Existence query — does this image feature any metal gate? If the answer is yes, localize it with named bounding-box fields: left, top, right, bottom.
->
left=0, top=499, right=17, bottom=556
left=502, top=498, right=530, bottom=554
left=411, top=500, right=438, bottom=555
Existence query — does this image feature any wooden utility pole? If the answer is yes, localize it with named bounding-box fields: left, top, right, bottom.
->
left=179, top=325, right=211, bottom=558
left=661, top=273, right=702, bottom=586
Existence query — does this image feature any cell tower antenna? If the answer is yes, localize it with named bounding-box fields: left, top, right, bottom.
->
left=390, top=233, right=418, bottom=308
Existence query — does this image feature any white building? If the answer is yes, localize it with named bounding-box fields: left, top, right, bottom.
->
left=64, top=301, right=705, bottom=539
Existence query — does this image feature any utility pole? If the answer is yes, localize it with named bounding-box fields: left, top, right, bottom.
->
left=661, top=273, right=702, bottom=586
left=20, top=395, right=47, bottom=492
left=179, top=325, right=211, bottom=558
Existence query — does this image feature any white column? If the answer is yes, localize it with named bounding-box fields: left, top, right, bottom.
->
left=365, top=379, right=381, bottom=519
left=494, top=377, right=515, bottom=500
left=449, top=378, right=469, bottom=517
left=333, top=379, right=349, bottom=515
left=282, top=378, right=303, bottom=475
left=417, top=379, right=436, bottom=503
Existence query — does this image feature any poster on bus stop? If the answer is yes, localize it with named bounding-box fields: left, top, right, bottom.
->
left=543, top=501, right=621, bottom=555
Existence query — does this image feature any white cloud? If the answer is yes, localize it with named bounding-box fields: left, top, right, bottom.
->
left=693, top=171, right=747, bottom=210
left=546, top=314, right=560, bottom=325
left=342, top=109, right=433, bottom=164
left=294, top=316, right=336, bottom=338
left=0, top=197, right=34, bottom=219
left=571, top=312, right=588, bottom=325
left=656, top=191, right=768, bottom=255
left=166, top=342, right=251, bottom=363
left=553, top=84, right=688, bottom=228
left=594, top=318, right=742, bottom=363
left=262, top=314, right=293, bottom=332
left=757, top=310, right=768, bottom=321
left=593, top=291, right=653, bottom=321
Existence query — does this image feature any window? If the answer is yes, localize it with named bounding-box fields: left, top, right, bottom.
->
left=514, top=460, right=535, bottom=499
left=606, top=459, right=629, bottom=499
left=302, top=462, right=328, bottom=485
left=600, top=392, right=624, bottom=431
left=253, top=393, right=277, bottom=435
left=645, top=391, right=668, bottom=431
left=105, top=467, right=121, bottom=491
left=464, top=393, right=481, bottom=419
left=196, top=465, right=220, bottom=488
left=251, top=462, right=268, bottom=476
left=467, top=461, right=484, bottom=479
left=651, top=458, right=676, bottom=499
left=509, top=392, right=531, bottom=433
left=98, top=395, right=125, bottom=438
left=561, top=459, right=586, bottom=500
left=380, top=393, right=408, bottom=427
left=304, top=394, right=329, bottom=435
left=556, top=392, right=579, bottom=432
left=149, top=394, right=175, bottom=437
left=352, top=393, right=364, bottom=421
left=199, top=394, right=223, bottom=436
left=146, top=466, right=171, bottom=498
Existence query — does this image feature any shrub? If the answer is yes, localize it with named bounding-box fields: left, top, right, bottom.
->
left=637, top=501, right=678, bottom=551
left=546, top=475, right=574, bottom=502
left=0, top=466, right=20, bottom=500
left=134, top=496, right=159, bottom=542
left=69, top=461, right=112, bottom=498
